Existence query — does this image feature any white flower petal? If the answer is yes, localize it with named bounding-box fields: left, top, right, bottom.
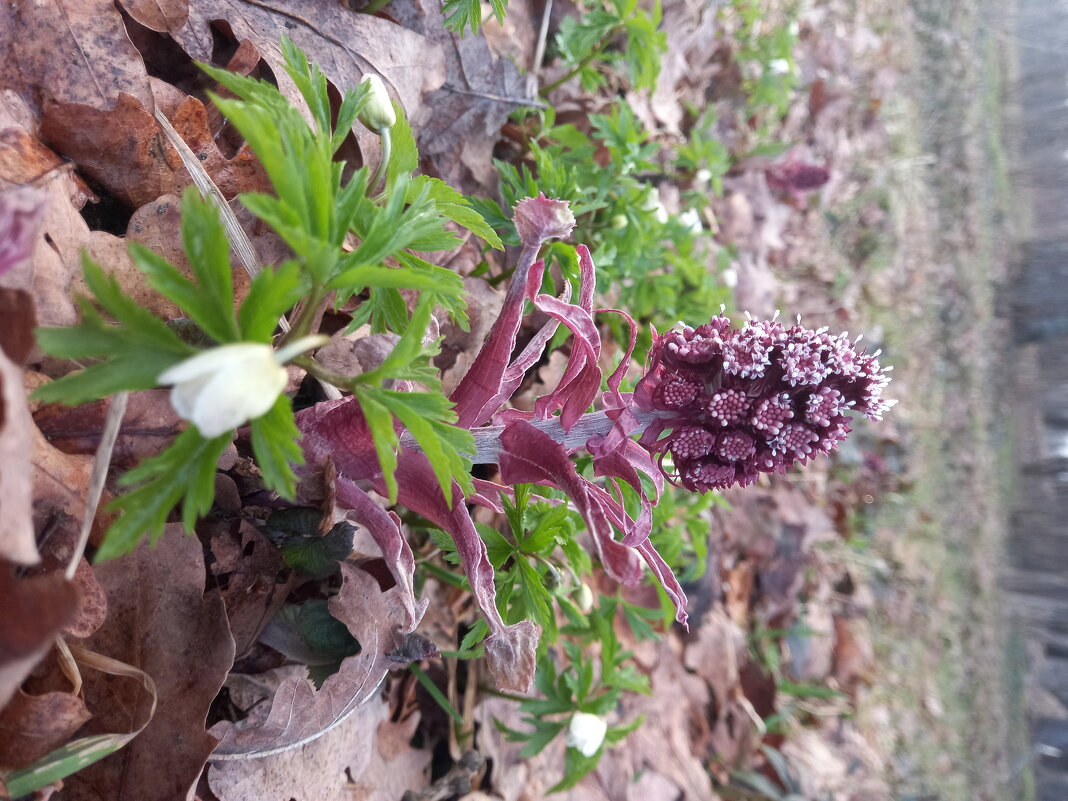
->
left=169, top=372, right=213, bottom=420
left=159, top=343, right=271, bottom=384
left=566, top=712, right=607, bottom=757
left=160, top=343, right=288, bottom=437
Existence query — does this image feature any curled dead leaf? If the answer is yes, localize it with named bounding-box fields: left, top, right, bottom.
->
left=0, top=689, right=92, bottom=769
left=210, top=563, right=426, bottom=758
left=61, top=524, right=233, bottom=801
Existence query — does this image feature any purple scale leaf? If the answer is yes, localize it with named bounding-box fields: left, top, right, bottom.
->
left=451, top=195, right=575, bottom=429
left=637, top=539, right=689, bottom=629
left=333, top=478, right=426, bottom=628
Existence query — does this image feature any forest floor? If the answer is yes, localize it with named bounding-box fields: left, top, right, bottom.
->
left=0, top=0, right=1037, bottom=799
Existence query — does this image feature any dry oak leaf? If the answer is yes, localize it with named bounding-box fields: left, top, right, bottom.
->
left=61, top=523, right=235, bottom=801
left=117, top=0, right=189, bottom=33
left=168, top=96, right=272, bottom=199
left=34, top=388, right=183, bottom=469
left=348, top=711, right=433, bottom=801
left=40, top=94, right=183, bottom=209
left=171, top=0, right=445, bottom=119
left=4, top=0, right=153, bottom=114
left=209, top=562, right=425, bottom=757
left=388, top=0, right=535, bottom=194
left=207, top=520, right=297, bottom=659
left=208, top=693, right=419, bottom=801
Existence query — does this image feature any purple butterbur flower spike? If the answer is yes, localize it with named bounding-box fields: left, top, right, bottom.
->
left=634, top=313, right=895, bottom=494
left=297, top=195, right=894, bottom=692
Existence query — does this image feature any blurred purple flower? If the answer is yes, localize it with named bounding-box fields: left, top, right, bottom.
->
left=0, top=187, right=47, bottom=276
left=765, top=160, right=831, bottom=194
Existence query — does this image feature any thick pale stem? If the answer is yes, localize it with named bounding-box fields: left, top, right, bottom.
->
left=400, top=407, right=667, bottom=465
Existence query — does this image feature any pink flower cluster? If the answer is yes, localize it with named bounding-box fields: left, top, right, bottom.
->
left=635, top=315, right=893, bottom=492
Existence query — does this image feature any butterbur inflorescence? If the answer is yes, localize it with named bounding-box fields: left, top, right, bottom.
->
left=634, top=315, right=894, bottom=493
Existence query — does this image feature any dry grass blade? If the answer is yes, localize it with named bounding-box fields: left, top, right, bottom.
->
left=2, top=644, right=158, bottom=797
left=66, top=391, right=127, bottom=579
left=151, top=107, right=287, bottom=333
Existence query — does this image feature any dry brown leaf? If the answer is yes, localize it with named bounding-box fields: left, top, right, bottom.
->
left=682, top=606, right=745, bottom=708
left=63, top=557, right=108, bottom=639
left=33, top=389, right=183, bottom=469
left=724, top=560, right=753, bottom=626
left=40, top=94, right=183, bottom=208
left=125, top=193, right=260, bottom=317
left=348, top=712, right=433, bottom=801
left=596, top=640, right=718, bottom=801
left=0, top=689, right=91, bottom=769
left=30, top=422, right=93, bottom=556
left=786, top=598, right=835, bottom=682
left=388, top=0, right=534, bottom=194
left=126, top=192, right=186, bottom=268
left=208, top=692, right=424, bottom=801
left=117, top=0, right=189, bottom=33
left=83, top=230, right=183, bottom=319
left=169, top=96, right=271, bottom=199
left=172, top=0, right=446, bottom=126
left=625, top=0, right=722, bottom=134
left=0, top=565, right=79, bottom=709
left=61, top=524, right=235, bottom=801
left=0, top=126, right=93, bottom=209
left=5, top=0, right=152, bottom=113
left=832, top=615, right=874, bottom=687
left=208, top=520, right=296, bottom=658
left=0, top=335, right=37, bottom=565
left=209, top=562, right=422, bottom=757
left=0, top=94, right=89, bottom=328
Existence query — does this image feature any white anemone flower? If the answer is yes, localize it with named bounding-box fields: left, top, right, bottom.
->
left=566, top=712, right=607, bottom=757
left=159, top=336, right=326, bottom=438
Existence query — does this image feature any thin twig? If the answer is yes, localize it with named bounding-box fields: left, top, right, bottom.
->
left=441, top=84, right=547, bottom=109
left=539, top=32, right=616, bottom=96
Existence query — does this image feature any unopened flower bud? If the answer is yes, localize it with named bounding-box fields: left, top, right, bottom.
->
left=566, top=712, right=607, bottom=757
left=610, top=213, right=628, bottom=230
left=574, top=582, right=594, bottom=613
left=359, top=74, right=396, bottom=131
left=159, top=336, right=326, bottom=438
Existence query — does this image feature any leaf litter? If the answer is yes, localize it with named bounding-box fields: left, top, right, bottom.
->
left=0, top=0, right=909, bottom=797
